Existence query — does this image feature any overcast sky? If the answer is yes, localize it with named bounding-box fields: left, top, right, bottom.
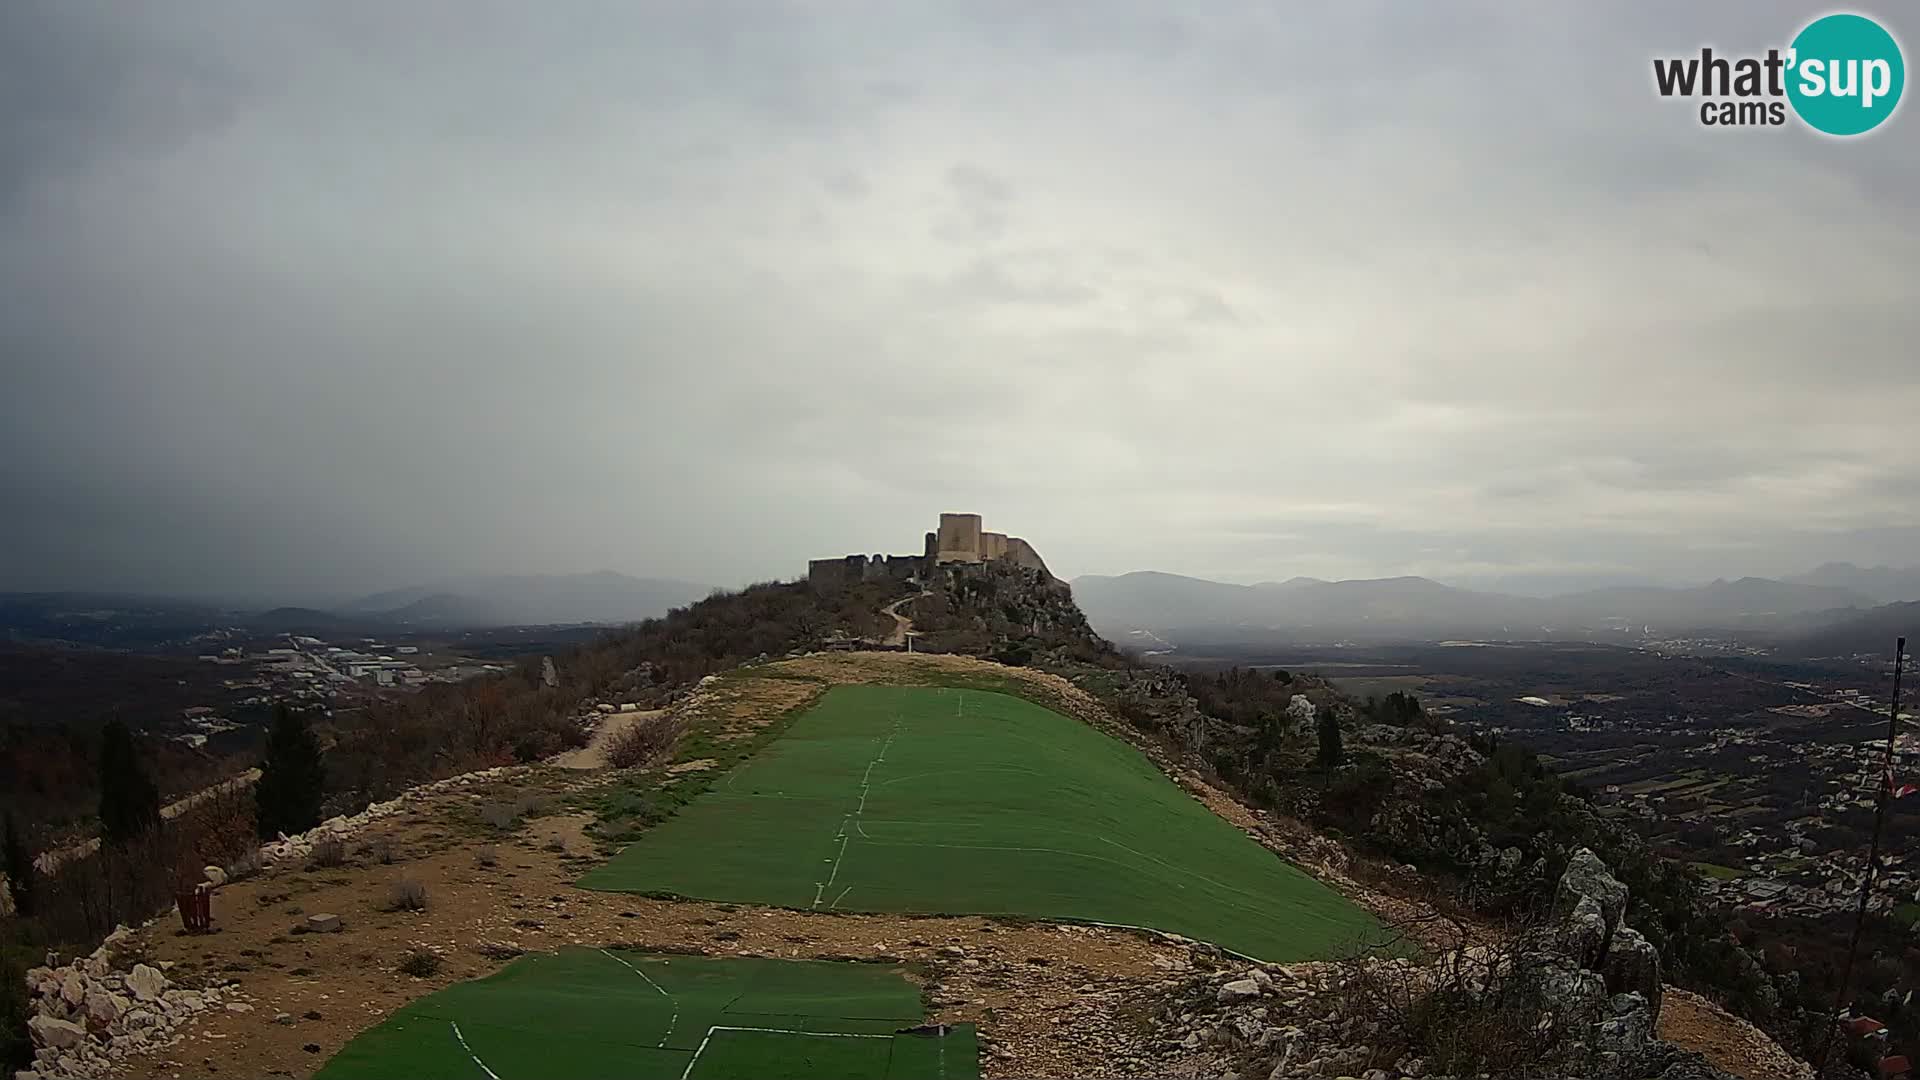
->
left=3, top=2, right=1917, bottom=604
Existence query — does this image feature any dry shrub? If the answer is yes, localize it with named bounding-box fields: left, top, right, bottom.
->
left=224, top=846, right=265, bottom=883
left=1330, top=918, right=1581, bottom=1077
left=477, top=802, right=516, bottom=830
left=604, top=715, right=686, bottom=769
left=385, top=877, right=428, bottom=912
left=474, top=845, right=499, bottom=868
left=398, top=947, right=441, bottom=977
left=365, top=837, right=397, bottom=865
left=306, top=838, right=347, bottom=870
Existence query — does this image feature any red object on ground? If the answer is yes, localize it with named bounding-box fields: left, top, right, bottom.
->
left=175, top=884, right=212, bottom=933
left=1845, top=1016, right=1889, bottom=1038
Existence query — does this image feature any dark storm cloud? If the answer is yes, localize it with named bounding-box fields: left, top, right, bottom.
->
left=2, top=1, right=1917, bottom=603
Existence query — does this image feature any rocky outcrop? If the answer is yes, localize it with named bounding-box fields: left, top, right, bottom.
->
left=1554, top=847, right=1630, bottom=956
left=18, top=926, right=252, bottom=1080
left=1603, top=925, right=1662, bottom=1018
left=1139, top=849, right=1756, bottom=1080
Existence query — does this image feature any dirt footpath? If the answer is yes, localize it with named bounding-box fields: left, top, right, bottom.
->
left=1658, top=987, right=1813, bottom=1080
left=548, top=709, right=665, bottom=769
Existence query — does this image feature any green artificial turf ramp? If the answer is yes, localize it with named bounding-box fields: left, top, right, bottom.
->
left=580, top=684, right=1378, bottom=961
left=314, top=949, right=975, bottom=1080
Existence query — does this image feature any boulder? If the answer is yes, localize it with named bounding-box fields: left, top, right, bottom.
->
left=84, top=990, right=127, bottom=1025
left=58, top=972, right=86, bottom=1008
left=1603, top=926, right=1663, bottom=1020
left=125, top=964, right=166, bottom=1002
left=202, top=865, right=227, bottom=888
left=1562, top=894, right=1609, bottom=968
left=1594, top=992, right=1655, bottom=1056
left=1536, top=956, right=1608, bottom=1029
left=1216, top=978, right=1262, bottom=1003
left=307, top=913, right=343, bottom=934
left=1553, top=847, right=1628, bottom=947
left=26, top=1016, right=86, bottom=1050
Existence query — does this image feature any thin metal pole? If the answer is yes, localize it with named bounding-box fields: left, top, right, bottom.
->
left=1815, top=636, right=1905, bottom=1075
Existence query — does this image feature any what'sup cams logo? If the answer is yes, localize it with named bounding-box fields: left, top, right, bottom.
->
left=1653, top=12, right=1905, bottom=135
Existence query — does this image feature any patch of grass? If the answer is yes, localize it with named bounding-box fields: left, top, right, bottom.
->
left=1691, top=862, right=1744, bottom=881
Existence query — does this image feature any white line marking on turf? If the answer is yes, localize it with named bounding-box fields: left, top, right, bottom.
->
left=678, top=1025, right=894, bottom=1080
left=450, top=1021, right=502, bottom=1080
left=830, top=884, right=854, bottom=908
left=600, top=948, right=678, bottom=1047
left=812, top=718, right=901, bottom=909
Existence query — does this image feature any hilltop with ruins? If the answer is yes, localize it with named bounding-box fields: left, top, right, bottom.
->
left=807, top=512, right=1053, bottom=589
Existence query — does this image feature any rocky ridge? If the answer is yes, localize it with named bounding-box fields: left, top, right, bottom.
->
left=1138, top=849, right=1805, bottom=1080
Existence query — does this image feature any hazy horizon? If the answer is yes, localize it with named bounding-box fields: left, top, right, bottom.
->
left=5, top=3, right=1917, bottom=603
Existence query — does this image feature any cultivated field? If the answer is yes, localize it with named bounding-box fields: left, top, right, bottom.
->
left=580, top=685, right=1377, bottom=961
left=315, top=949, right=975, bottom=1080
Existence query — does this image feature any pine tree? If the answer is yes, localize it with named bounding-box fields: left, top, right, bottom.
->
left=1, top=812, right=32, bottom=918
left=98, top=718, right=161, bottom=843
left=255, top=704, right=326, bottom=839
left=1316, top=704, right=1345, bottom=769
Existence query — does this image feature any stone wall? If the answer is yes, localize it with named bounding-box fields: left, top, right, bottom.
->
left=810, top=554, right=924, bottom=590
left=1002, top=537, right=1052, bottom=578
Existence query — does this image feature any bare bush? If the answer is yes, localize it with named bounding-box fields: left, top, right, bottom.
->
left=477, top=802, right=516, bottom=830
left=365, top=837, right=397, bottom=865
left=474, top=845, right=498, bottom=868
left=1329, top=918, right=1584, bottom=1077
left=306, top=838, right=347, bottom=870
left=224, top=846, right=265, bottom=883
left=604, top=714, right=686, bottom=769
left=397, top=947, right=442, bottom=977
left=385, top=878, right=428, bottom=912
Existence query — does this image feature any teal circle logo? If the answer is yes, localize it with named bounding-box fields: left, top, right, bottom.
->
left=1787, top=13, right=1905, bottom=135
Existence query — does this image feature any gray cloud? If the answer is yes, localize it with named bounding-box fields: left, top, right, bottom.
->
left=2, top=1, right=1918, bottom=604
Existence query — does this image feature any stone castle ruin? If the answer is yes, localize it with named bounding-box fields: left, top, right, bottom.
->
left=808, top=513, right=1053, bottom=590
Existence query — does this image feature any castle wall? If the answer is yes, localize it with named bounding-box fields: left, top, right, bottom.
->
left=1002, top=537, right=1052, bottom=578
left=980, top=532, right=1009, bottom=560
left=808, top=557, right=860, bottom=590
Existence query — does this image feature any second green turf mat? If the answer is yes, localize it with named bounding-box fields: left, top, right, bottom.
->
left=580, top=685, right=1379, bottom=961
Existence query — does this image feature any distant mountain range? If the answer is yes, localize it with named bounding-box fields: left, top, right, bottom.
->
left=335, top=572, right=715, bottom=628
left=0, top=573, right=717, bottom=646
left=1783, top=562, right=1920, bottom=604
left=1069, top=570, right=1888, bottom=646
left=1784, top=601, right=1920, bottom=658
